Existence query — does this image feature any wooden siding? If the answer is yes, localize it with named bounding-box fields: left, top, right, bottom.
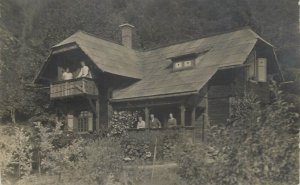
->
left=208, top=98, right=229, bottom=125
left=207, top=69, right=240, bottom=125
left=246, top=82, right=270, bottom=103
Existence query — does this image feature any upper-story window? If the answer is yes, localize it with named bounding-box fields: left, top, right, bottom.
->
left=170, top=50, right=210, bottom=72
left=169, top=50, right=210, bottom=72
left=172, top=59, right=195, bottom=71
left=184, top=60, right=192, bottom=67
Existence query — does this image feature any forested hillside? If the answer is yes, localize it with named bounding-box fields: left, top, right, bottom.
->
left=0, top=0, right=299, bottom=123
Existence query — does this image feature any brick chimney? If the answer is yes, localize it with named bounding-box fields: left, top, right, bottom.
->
left=119, top=23, right=135, bottom=49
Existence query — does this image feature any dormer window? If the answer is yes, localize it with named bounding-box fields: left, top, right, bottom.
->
left=169, top=50, right=209, bottom=72
left=172, top=59, right=195, bottom=71
left=174, top=62, right=183, bottom=69
left=184, top=60, right=192, bottom=67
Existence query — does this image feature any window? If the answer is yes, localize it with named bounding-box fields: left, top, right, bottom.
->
left=170, top=50, right=209, bottom=72
left=173, top=59, right=195, bottom=71
left=184, top=60, right=192, bottom=67
left=174, top=62, right=183, bottom=69
left=78, top=111, right=93, bottom=132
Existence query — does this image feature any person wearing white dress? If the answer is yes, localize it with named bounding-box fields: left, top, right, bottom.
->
left=77, top=61, right=92, bottom=78
left=62, top=68, right=73, bottom=80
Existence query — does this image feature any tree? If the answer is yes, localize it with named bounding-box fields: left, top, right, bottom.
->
left=1, top=0, right=299, bottom=123
left=0, top=125, right=33, bottom=183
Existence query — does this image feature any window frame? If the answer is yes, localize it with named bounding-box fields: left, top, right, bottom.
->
left=77, top=111, right=92, bottom=133
left=172, top=59, right=195, bottom=72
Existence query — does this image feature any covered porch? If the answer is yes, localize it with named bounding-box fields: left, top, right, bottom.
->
left=111, top=89, right=210, bottom=142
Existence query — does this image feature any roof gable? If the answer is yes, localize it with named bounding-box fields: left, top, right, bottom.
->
left=53, top=31, right=143, bottom=79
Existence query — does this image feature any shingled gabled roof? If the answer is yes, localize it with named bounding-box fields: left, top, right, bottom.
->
left=111, top=29, right=274, bottom=101
left=54, top=31, right=143, bottom=79
left=36, top=28, right=278, bottom=101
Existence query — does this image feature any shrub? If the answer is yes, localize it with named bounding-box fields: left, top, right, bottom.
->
left=17, top=137, right=124, bottom=185
left=122, top=130, right=185, bottom=162
left=178, top=83, right=299, bottom=185
left=177, top=142, right=225, bottom=185
left=0, top=125, right=33, bottom=181
left=108, top=111, right=140, bottom=136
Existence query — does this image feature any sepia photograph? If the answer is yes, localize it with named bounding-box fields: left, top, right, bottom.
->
left=0, top=0, right=299, bottom=184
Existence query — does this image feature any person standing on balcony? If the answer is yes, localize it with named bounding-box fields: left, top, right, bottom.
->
left=77, top=61, right=92, bottom=78
left=167, top=113, right=177, bottom=128
left=136, top=116, right=146, bottom=129
left=149, top=114, right=161, bottom=128
left=62, top=67, right=73, bottom=80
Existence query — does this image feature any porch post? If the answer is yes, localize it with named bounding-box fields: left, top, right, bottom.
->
left=145, top=107, right=149, bottom=128
left=180, top=105, right=185, bottom=127
left=95, top=99, right=100, bottom=131
left=191, top=106, right=196, bottom=127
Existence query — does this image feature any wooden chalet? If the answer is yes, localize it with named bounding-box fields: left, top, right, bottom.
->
left=35, top=24, right=283, bottom=139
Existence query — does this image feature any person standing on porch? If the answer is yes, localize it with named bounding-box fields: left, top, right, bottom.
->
left=62, top=67, right=73, bottom=80
left=137, top=116, right=146, bottom=129
left=77, top=61, right=92, bottom=78
left=167, top=113, right=177, bottom=128
left=149, top=114, right=161, bottom=128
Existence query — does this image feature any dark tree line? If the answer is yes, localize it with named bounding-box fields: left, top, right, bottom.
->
left=0, top=0, right=299, bottom=123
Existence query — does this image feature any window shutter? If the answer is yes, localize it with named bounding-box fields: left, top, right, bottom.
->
left=257, top=58, right=267, bottom=82
left=67, top=114, right=74, bottom=131
left=88, top=112, right=93, bottom=132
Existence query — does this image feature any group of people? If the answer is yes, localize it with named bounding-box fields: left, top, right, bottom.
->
left=136, top=113, right=177, bottom=129
left=62, top=61, right=92, bottom=80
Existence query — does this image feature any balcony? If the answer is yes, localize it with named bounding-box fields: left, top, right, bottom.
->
left=50, top=77, right=98, bottom=99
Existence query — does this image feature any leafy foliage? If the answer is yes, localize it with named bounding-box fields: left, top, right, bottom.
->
left=179, top=84, right=299, bottom=185
left=17, top=138, right=124, bottom=185
left=122, top=130, right=186, bottom=162
left=1, top=0, right=299, bottom=123
left=177, top=143, right=224, bottom=185
left=0, top=125, right=32, bottom=181
left=108, top=111, right=139, bottom=136
left=0, top=0, right=299, bottom=184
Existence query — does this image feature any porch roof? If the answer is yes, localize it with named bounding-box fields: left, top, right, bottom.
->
left=111, top=29, right=267, bottom=101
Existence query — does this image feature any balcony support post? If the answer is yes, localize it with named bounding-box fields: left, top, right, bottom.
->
left=87, top=98, right=96, bottom=114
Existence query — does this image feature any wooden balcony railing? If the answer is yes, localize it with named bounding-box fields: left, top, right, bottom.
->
left=50, top=77, right=98, bottom=99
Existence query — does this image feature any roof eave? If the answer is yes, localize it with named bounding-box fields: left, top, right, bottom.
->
left=33, top=51, right=53, bottom=84
left=110, top=91, right=199, bottom=103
